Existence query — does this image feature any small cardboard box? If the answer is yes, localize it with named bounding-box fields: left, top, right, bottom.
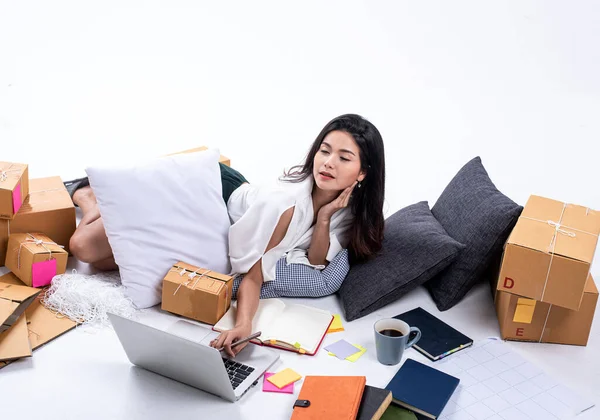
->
left=495, top=274, right=598, bottom=346
left=497, top=195, right=600, bottom=311
left=0, top=161, right=29, bottom=220
left=162, top=261, right=234, bottom=325
left=0, top=176, right=76, bottom=264
left=5, top=233, right=68, bottom=288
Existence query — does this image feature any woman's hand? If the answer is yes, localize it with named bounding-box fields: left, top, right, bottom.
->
left=210, top=322, right=252, bottom=358
left=318, top=181, right=357, bottom=221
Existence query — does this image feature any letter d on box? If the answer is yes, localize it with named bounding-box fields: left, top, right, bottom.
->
left=504, top=277, right=514, bottom=289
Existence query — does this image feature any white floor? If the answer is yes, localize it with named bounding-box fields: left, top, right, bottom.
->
left=2, top=1, right=600, bottom=419
left=1, top=259, right=599, bottom=420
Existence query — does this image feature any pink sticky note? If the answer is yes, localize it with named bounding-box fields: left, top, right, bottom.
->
left=262, top=372, right=294, bottom=394
left=31, top=259, right=57, bottom=288
left=12, top=183, right=22, bottom=214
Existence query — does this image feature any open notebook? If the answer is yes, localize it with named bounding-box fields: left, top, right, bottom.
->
left=213, top=299, right=333, bottom=355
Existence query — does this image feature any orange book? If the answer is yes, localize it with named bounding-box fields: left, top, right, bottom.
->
left=291, top=375, right=367, bottom=420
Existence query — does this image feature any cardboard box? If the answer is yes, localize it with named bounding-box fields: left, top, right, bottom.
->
left=0, top=314, right=31, bottom=362
left=166, top=146, right=231, bottom=167
left=162, top=261, right=234, bottom=325
left=0, top=176, right=76, bottom=264
left=0, top=161, right=29, bottom=220
left=495, top=274, right=598, bottom=346
left=0, top=272, right=77, bottom=367
left=497, top=195, right=600, bottom=311
left=24, top=297, right=78, bottom=349
left=0, top=279, right=40, bottom=361
left=0, top=280, right=40, bottom=333
left=5, top=232, right=68, bottom=287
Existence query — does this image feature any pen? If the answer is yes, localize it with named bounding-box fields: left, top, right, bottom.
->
left=217, top=331, right=262, bottom=352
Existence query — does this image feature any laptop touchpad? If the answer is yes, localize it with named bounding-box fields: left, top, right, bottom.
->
left=166, top=320, right=219, bottom=345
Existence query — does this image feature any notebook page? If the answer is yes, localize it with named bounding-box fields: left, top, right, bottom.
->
left=267, top=303, right=332, bottom=353
left=213, top=298, right=286, bottom=338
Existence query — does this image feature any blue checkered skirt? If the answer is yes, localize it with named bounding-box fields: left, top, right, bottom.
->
left=232, top=249, right=350, bottom=299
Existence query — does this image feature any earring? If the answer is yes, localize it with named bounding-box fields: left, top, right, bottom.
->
left=357, top=181, right=362, bottom=188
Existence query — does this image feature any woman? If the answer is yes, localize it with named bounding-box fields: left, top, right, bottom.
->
left=211, top=114, right=385, bottom=356
left=67, top=113, right=385, bottom=357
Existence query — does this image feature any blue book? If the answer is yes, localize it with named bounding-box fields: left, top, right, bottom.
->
left=394, top=307, right=473, bottom=361
left=384, top=358, right=459, bottom=419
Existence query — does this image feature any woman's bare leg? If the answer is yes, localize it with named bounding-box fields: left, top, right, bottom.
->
left=91, top=256, right=118, bottom=271
left=69, top=186, right=118, bottom=271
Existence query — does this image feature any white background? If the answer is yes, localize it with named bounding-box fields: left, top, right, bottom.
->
left=1, top=1, right=600, bottom=419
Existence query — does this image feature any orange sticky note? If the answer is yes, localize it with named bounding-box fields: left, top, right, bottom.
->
left=266, top=368, right=302, bottom=389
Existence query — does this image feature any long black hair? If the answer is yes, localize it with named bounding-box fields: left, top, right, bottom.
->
left=281, top=114, right=385, bottom=264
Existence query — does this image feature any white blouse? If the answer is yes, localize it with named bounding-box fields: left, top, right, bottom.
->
left=226, top=175, right=353, bottom=282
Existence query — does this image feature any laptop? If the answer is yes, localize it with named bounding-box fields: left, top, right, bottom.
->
left=107, top=313, right=280, bottom=402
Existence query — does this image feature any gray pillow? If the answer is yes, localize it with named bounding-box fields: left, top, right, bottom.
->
left=337, top=201, right=465, bottom=321
left=427, top=157, right=523, bottom=311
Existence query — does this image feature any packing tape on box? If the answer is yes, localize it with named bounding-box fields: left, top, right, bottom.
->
left=0, top=163, right=24, bottom=183
left=17, top=233, right=64, bottom=269
left=169, top=266, right=213, bottom=295
left=521, top=203, right=598, bottom=302
left=28, top=188, right=66, bottom=194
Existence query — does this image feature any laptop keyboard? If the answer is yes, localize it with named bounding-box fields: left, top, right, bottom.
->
left=222, top=358, right=255, bottom=390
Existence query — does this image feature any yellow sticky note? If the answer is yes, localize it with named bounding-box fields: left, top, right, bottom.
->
left=514, top=298, right=536, bottom=323
left=327, top=314, right=344, bottom=333
left=346, top=344, right=367, bottom=362
left=266, top=368, right=302, bottom=389
left=294, top=342, right=301, bottom=349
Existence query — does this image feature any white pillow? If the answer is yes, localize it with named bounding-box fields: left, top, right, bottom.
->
left=86, top=148, right=231, bottom=309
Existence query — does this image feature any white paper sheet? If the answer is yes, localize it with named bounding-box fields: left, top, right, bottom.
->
left=433, top=338, right=595, bottom=420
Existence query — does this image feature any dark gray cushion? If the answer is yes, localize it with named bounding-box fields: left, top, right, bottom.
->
left=337, top=201, right=465, bottom=321
left=427, top=157, right=523, bottom=311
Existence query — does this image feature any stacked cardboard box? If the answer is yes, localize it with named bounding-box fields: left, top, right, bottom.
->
left=0, top=162, right=29, bottom=219
left=1, top=175, right=77, bottom=266
left=493, top=195, right=600, bottom=345
left=1, top=162, right=78, bottom=368
left=5, top=233, right=69, bottom=287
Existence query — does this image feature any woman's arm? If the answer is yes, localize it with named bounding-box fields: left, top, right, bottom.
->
left=211, top=206, right=295, bottom=357
left=307, top=218, right=331, bottom=266
left=307, top=182, right=357, bottom=266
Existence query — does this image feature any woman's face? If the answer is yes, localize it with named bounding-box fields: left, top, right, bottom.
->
left=313, top=130, right=366, bottom=192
